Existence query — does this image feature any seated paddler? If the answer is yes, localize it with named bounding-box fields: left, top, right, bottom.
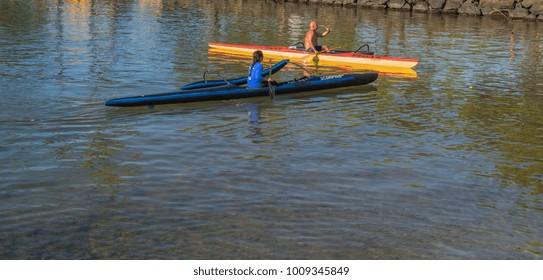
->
left=248, top=50, right=273, bottom=89
left=304, top=21, right=330, bottom=54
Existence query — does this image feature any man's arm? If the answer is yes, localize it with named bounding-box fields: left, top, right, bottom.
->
left=318, top=26, right=330, bottom=37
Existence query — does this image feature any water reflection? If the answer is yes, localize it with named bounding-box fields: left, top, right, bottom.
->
left=1, top=0, right=542, bottom=259
left=287, top=13, right=305, bottom=44
left=459, top=93, right=543, bottom=196
left=246, top=103, right=264, bottom=141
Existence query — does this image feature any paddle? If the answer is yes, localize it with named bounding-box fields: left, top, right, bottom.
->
left=289, top=61, right=314, bottom=77
left=300, top=45, right=341, bottom=64
left=301, top=53, right=319, bottom=65
left=267, top=59, right=275, bottom=100
left=328, top=45, right=342, bottom=53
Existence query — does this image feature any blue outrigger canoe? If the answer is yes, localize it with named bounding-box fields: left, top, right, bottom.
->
left=105, top=72, right=378, bottom=107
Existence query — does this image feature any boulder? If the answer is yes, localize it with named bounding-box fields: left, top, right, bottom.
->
left=413, top=1, right=429, bottom=12
left=388, top=0, right=407, bottom=9
left=368, top=0, right=390, bottom=4
left=404, top=0, right=424, bottom=9
left=401, top=2, right=412, bottom=10
left=342, top=0, right=359, bottom=5
left=521, top=0, right=537, bottom=9
left=523, top=13, right=537, bottom=20
left=480, top=0, right=516, bottom=16
left=510, top=3, right=530, bottom=19
left=529, top=3, right=543, bottom=16
left=366, top=0, right=389, bottom=9
left=428, top=0, right=446, bottom=9
left=357, top=0, right=373, bottom=6
left=458, top=1, right=482, bottom=16
left=443, top=0, right=463, bottom=13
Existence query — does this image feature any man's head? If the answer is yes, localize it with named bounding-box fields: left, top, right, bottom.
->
left=309, top=21, right=318, bottom=31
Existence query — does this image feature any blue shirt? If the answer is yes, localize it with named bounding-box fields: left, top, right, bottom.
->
left=247, top=61, right=263, bottom=88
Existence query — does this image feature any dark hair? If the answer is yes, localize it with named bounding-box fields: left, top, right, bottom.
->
left=250, top=50, right=263, bottom=74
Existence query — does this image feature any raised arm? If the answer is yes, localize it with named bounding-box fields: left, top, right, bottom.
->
left=318, top=26, right=330, bottom=37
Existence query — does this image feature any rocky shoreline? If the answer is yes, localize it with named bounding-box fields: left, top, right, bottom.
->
left=270, top=0, right=543, bottom=21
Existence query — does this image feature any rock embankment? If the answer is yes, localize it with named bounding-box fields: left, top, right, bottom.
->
left=275, top=0, right=543, bottom=21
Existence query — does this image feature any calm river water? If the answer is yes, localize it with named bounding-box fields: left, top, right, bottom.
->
left=1, top=0, right=542, bottom=259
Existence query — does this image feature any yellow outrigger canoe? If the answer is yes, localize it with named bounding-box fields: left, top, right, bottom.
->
left=208, top=42, right=418, bottom=77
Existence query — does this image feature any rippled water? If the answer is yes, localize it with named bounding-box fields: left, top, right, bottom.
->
left=1, top=0, right=542, bottom=259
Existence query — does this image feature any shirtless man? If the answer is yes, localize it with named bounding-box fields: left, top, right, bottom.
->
left=304, top=21, right=331, bottom=54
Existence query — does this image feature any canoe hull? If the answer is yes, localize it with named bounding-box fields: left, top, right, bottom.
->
left=208, top=42, right=419, bottom=69
left=105, top=73, right=378, bottom=107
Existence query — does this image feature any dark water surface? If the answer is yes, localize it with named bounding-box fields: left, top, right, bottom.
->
left=1, top=0, right=542, bottom=259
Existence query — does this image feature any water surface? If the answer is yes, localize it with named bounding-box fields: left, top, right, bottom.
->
left=1, top=0, right=542, bottom=259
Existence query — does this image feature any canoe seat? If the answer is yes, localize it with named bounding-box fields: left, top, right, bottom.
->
left=288, top=42, right=306, bottom=51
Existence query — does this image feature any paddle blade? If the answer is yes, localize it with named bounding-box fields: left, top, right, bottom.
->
left=268, top=85, right=275, bottom=100
left=301, top=54, right=318, bottom=65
